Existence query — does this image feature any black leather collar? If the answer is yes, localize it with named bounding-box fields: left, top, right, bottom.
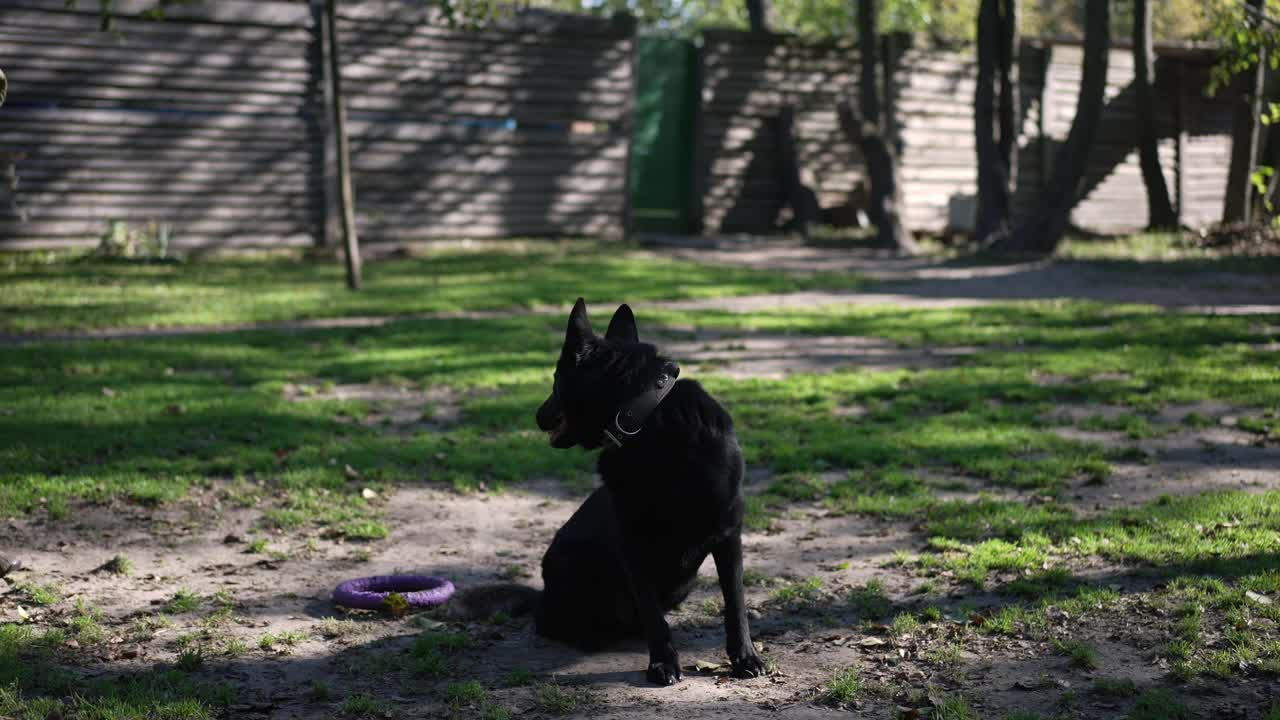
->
left=602, top=363, right=679, bottom=448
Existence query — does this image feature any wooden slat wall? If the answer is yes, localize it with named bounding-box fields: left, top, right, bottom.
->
left=0, top=0, right=324, bottom=249
left=698, top=34, right=1235, bottom=236
left=336, top=1, right=633, bottom=239
left=1178, top=60, right=1234, bottom=229
left=1042, top=45, right=1180, bottom=234
left=698, top=30, right=864, bottom=233
left=893, top=46, right=1048, bottom=233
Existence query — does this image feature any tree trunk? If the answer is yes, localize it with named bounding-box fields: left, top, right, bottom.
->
left=975, top=0, right=1010, bottom=243
left=324, top=0, right=362, bottom=290
left=1132, top=0, right=1178, bottom=229
left=1223, top=0, right=1266, bottom=223
left=846, top=0, right=919, bottom=255
left=998, top=0, right=1019, bottom=189
left=746, top=0, right=768, bottom=33
left=991, top=0, right=1109, bottom=255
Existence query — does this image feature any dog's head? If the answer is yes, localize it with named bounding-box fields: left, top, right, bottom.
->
left=536, top=298, right=677, bottom=450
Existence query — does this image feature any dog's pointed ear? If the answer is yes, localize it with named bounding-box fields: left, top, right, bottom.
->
left=605, top=304, right=638, bottom=343
left=566, top=297, right=593, bottom=347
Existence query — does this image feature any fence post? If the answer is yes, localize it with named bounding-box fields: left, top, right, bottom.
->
left=323, top=0, right=362, bottom=290
left=1174, top=56, right=1187, bottom=226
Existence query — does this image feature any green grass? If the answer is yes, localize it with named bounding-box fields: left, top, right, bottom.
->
left=0, top=622, right=225, bottom=719
left=314, top=617, right=363, bottom=641
left=258, top=630, right=304, bottom=652
left=0, top=243, right=862, bottom=334
left=890, top=612, right=921, bottom=636
left=102, top=553, right=133, bottom=575
left=1126, top=689, right=1192, bottom=720
left=1053, top=639, right=1099, bottom=670
left=824, top=666, right=861, bottom=704
left=341, top=692, right=387, bottom=716
left=14, top=581, right=61, bottom=606
left=931, top=693, right=980, bottom=720
left=441, top=680, right=511, bottom=719
left=4, top=293, right=1276, bottom=520
left=5, top=249, right=1280, bottom=714
left=166, top=590, right=202, bottom=614
left=1092, top=677, right=1137, bottom=697
left=770, top=576, right=824, bottom=606
left=501, top=667, right=535, bottom=687
left=408, top=630, right=470, bottom=679
left=530, top=681, right=598, bottom=715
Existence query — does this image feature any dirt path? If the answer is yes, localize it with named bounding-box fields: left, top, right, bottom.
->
left=7, top=432, right=1278, bottom=719
left=659, top=242, right=1280, bottom=314
left=5, top=245, right=1280, bottom=717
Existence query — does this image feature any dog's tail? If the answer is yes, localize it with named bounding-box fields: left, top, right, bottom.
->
left=445, top=583, right=541, bottom=621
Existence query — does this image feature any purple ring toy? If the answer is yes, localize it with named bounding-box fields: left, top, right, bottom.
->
left=332, top=575, right=455, bottom=610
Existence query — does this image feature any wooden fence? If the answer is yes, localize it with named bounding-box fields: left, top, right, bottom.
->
left=334, top=2, right=633, bottom=239
left=696, top=32, right=1238, bottom=236
left=0, top=1, right=1242, bottom=248
left=0, top=0, right=325, bottom=249
left=0, top=0, right=633, bottom=248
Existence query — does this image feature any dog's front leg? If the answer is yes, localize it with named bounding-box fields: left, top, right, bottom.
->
left=620, top=548, right=681, bottom=685
left=712, top=532, right=767, bottom=678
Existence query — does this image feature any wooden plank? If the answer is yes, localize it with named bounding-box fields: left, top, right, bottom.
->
left=14, top=161, right=311, bottom=179
left=18, top=193, right=313, bottom=210
left=347, top=143, right=627, bottom=162
left=0, top=26, right=310, bottom=58
left=1, top=0, right=312, bottom=27
left=355, top=210, right=621, bottom=228
left=346, top=122, right=623, bottom=147
left=0, top=219, right=314, bottom=236
left=14, top=144, right=311, bottom=163
left=0, top=235, right=316, bottom=250
left=353, top=174, right=624, bottom=194
left=0, top=130, right=309, bottom=152
left=341, top=65, right=630, bottom=93
left=0, top=107, right=314, bottom=133
left=0, top=55, right=311, bottom=87
left=0, top=42, right=311, bottom=72
left=346, top=83, right=630, bottom=108
left=9, top=68, right=314, bottom=97
left=351, top=156, right=625, bottom=175
left=15, top=178, right=315, bottom=195
left=354, top=220, right=617, bottom=239
left=10, top=204, right=310, bottom=220
left=337, top=2, right=631, bottom=38
left=344, top=96, right=625, bottom=124
left=336, top=45, right=629, bottom=78
left=336, top=20, right=628, bottom=54
left=0, top=24, right=310, bottom=55
left=9, top=82, right=314, bottom=110
left=0, top=13, right=311, bottom=43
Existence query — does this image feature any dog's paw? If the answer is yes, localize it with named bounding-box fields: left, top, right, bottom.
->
left=646, top=658, right=682, bottom=685
left=730, top=650, right=768, bottom=679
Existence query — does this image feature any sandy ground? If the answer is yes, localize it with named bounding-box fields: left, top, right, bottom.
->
left=3, top=379, right=1277, bottom=718
left=3, top=245, right=1279, bottom=718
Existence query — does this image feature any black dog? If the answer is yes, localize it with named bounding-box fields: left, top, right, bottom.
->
left=456, top=299, right=765, bottom=685
left=535, top=298, right=765, bottom=684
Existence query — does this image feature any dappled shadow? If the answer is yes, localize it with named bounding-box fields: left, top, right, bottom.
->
left=336, top=7, right=631, bottom=240
left=0, top=3, right=324, bottom=248
left=663, top=242, right=1280, bottom=312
